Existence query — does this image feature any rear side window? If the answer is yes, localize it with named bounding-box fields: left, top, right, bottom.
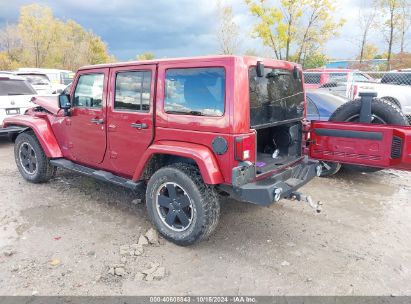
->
left=304, top=73, right=321, bottom=84
left=0, top=79, right=36, bottom=96
left=115, top=71, right=152, bottom=112
left=164, top=67, right=225, bottom=117
left=73, top=74, right=104, bottom=108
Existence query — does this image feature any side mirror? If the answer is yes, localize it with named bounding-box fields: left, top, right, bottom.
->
left=58, top=94, right=71, bottom=116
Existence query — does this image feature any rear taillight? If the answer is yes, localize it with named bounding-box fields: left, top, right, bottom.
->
left=234, top=136, right=252, bottom=161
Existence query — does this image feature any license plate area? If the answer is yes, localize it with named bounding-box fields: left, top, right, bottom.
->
left=6, top=108, right=20, bottom=115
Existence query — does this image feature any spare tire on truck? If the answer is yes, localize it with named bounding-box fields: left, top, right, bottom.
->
left=319, top=98, right=409, bottom=176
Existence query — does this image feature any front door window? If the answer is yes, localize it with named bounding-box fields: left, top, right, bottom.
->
left=73, top=74, right=104, bottom=108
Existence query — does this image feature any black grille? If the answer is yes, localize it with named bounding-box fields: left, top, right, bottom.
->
left=391, top=136, right=403, bottom=159
left=407, top=115, right=411, bottom=125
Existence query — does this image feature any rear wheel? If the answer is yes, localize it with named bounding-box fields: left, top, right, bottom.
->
left=145, top=163, right=220, bottom=246
left=14, top=131, right=56, bottom=183
left=329, top=98, right=409, bottom=173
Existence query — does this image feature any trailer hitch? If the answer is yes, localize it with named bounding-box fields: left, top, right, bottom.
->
left=287, top=191, right=322, bottom=213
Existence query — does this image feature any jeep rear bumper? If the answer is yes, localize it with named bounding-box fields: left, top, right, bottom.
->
left=224, top=158, right=319, bottom=206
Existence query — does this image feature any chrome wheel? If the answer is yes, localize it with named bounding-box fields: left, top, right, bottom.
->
left=19, top=142, right=38, bottom=175
left=155, top=182, right=194, bottom=232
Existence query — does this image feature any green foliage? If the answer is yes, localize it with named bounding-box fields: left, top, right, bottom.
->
left=301, top=52, right=328, bottom=69
left=0, top=3, right=114, bottom=70
left=356, top=44, right=379, bottom=60
left=245, top=0, right=345, bottom=63
left=136, top=52, right=155, bottom=60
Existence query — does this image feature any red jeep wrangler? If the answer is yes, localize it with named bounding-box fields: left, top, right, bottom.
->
left=4, top=56, right=411, bottom=245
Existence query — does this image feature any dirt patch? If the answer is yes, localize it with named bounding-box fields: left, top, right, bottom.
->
left=1, top=137, right=411, bottom=295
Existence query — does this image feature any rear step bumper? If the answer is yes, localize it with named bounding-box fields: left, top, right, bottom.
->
left=50, top=158, right=144, bottom=191
left=227, top=158, right=319, bottom=206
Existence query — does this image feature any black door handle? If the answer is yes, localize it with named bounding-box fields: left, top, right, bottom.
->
left=90, top=118, right=104, bottom=125
left=130, top=123, right=148, bottom=129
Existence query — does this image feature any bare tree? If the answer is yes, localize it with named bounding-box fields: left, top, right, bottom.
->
left=357, top=2, right=377, bottom=63
left=216, top=0, right=240, bottom=55
left=380, top=0, right=403, bottom=70
left=0, top=24, right=21, bottom=57
left=399, top=0, right=411, bottom=53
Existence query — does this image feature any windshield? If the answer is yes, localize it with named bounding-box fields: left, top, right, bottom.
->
left=0, top=79, right=36, bottom=96
left=19, top=74, right=50, bottom=85
left=249, top=67, right=304, bottom=128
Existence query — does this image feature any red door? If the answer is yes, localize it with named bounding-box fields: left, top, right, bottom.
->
left=106, top=65, right=156, bottom=177
left=65, top=68, right=109, bottom=165
left=309, top=121, right=411, bottom=171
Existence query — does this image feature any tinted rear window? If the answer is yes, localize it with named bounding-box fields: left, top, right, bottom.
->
left=381, top=73, right=411, bottom=85
left=0, top=79, right=36, bottom=96
left=164, top=68, right=225, bottom=117
left=249, top=67, right=304, bottom=128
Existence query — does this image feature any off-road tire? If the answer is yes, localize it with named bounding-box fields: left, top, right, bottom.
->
left=329, top=98, right=409, bottom=173
left=14, top=131, right=56, bottom=183
left=146, top=163, right=220, bottom=246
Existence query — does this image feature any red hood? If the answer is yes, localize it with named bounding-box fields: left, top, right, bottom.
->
left=31, top=96, right=60, bottom=115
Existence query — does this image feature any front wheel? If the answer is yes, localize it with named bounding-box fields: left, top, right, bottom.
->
left=145, top=163, right=220, bottom=246
left=14, top=131, right=56, bottom=183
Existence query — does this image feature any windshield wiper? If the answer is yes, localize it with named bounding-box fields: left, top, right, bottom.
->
left=166, top=110, right=205, bottom=116
left=8, top=93, right=25, bottom=95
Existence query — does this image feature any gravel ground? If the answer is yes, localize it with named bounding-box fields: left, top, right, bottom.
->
left=1, top=136, right=411, bottom=296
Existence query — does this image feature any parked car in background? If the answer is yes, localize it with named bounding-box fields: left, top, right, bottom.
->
left=305, top=89, right=348, bottom=121
left=303, top=69, right=374, bottom=89
left=14, top=71, right=54, bottom=95
left=16, top=68, right=74, bottom=94
left=381, top=71, right=411, bottom=86
left=0, top=73, right=36, bottom=136
left=305, top=69, right=411, bottom=122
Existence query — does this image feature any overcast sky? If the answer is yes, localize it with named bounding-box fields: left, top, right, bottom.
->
left=0, top=0, right=410, bottom=61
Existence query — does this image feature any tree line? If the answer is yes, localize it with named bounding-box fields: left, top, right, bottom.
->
left=0, top=4, right=114, bottom=71
left=217, top=0, right=411, bottom=69
left=0, top=1, right=410, bottom=71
